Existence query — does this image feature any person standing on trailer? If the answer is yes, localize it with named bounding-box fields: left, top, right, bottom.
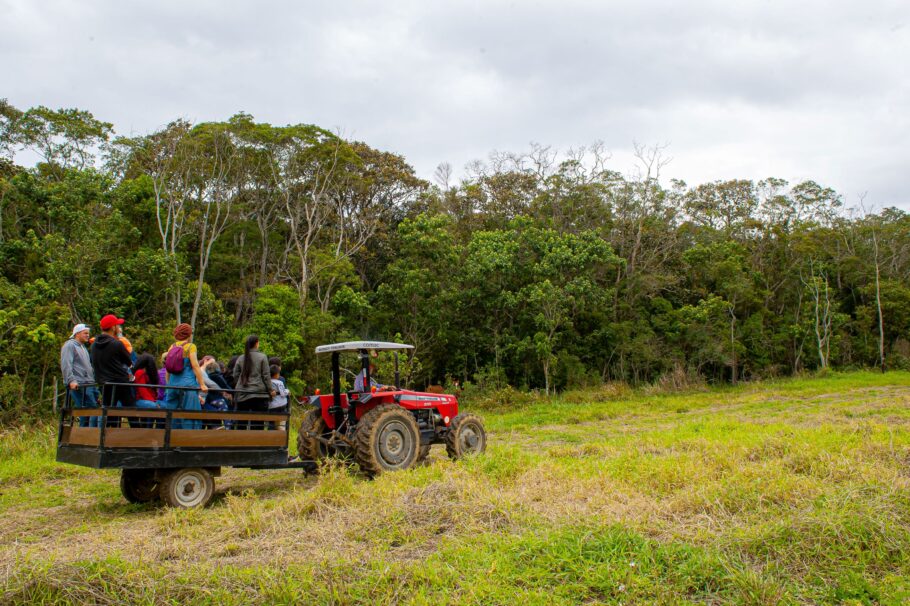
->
left=269, top=356, right=287, bottom=388
left=132, top=353, right=161, bottom=428
left=163, top=323, right=208, bottom=430
left=115, top=323, right=136, bottom=365
left=156, top=351, right=168, bottom=405
left=267, top=364, right=290, bottom=429
left=202, top=359, right=232, bottom=429
left=224, top=355, right=240, bottom=389
left=91, top=314, right=135, bottom=424
left=232, top=335, right=274, bottom=430
left=60, top=323, right=99, bottom=427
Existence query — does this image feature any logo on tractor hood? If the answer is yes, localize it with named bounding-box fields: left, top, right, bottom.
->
left=399, top=395, right=448, bottom=404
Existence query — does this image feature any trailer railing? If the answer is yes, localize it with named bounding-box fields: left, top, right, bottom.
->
left=59, top=383, right=291, bottom=452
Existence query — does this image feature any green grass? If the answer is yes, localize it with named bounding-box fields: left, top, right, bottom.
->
left=2, top=370, right=910, bottom=604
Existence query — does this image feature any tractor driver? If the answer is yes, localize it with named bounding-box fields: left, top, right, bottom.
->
left=353, top=352, right=394, bottom=392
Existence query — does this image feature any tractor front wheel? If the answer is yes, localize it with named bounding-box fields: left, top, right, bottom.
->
left=445, top=414, right=487, bottom=459
left=120, top=469, right=159, bottom=504
left=353, top=404, right=420, bottom=475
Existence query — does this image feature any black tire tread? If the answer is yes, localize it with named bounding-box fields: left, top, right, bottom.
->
left=120, top=469, right=159, bottom=504
left=445, top=413, right=487, bottom=459
left=297, top=408, right=331, bottom=460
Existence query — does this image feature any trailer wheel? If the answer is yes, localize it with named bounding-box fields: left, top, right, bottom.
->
left=159, top=467, right=214, bottom=508
left=120, top=469, right=159, bottom=504
left=353, top=404, right=420, bottom=475
left=445, top=414, right=487, bottom=459
left=297, top=408, right=335, bottom=460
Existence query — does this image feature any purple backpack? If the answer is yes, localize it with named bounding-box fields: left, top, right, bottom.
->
left=164, top=343, right=185, bottom=374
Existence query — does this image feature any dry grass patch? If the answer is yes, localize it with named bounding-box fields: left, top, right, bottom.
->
left=4, top=371, right=910, bottom=604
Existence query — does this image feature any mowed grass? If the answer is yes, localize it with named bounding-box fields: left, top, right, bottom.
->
left=2, top=371, right=910, bottom=605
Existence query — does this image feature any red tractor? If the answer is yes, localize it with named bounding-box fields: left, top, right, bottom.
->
left=297, top=341, right=487, bottom=474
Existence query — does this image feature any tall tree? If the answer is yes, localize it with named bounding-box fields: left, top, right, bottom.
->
left=114, top=120, right=195, bottom=321
left=185, top=121, right=241, bottom=330
left=11, top=106, right=112, bottom=178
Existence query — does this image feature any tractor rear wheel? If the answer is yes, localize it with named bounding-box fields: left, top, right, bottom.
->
left=297, top=408, right=335, bottom=460
left=120, top=469, right=159, bottom=504
left=159, top=467, right=214, bottom=508
left=445, top=414, right=487, bottom=459
left=353, top=404, right=420, bottom=475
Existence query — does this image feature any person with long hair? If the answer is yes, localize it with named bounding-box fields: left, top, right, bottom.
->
left=231, top=335, right=273, bottom=430
left=163, top=323, right=208, bottom=430
left=133, top=352, right=161, bottom=428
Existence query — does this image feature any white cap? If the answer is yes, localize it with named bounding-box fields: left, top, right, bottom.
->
left=71, top=323, right=90, bottom=337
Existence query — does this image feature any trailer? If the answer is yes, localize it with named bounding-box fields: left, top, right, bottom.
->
left=56, top=383, right=309, bottom=508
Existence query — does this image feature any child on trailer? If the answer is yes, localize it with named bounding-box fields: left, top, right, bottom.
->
left=268, top=364, right=290, bottom=429
left=202, top=360, right=232, bottom=429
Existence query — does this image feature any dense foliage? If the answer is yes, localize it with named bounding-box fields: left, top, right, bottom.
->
left=1, top=101, right=908, bottom=419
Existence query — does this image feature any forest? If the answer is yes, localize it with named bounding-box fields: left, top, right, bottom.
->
left=1, top=100, right=908, bottom=421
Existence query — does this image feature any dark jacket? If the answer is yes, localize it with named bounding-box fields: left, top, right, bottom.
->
left=232, top=350, right=272, bottom=403
left=90, top=333, right=132, bottom=384
left=204, top=369, right=231, bottom=407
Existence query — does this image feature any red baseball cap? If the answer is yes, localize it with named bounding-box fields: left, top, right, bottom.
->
left=99, top=314, right=125, bottom=330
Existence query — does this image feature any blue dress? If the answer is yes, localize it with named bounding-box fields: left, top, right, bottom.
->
left=164, top=342, right=202, bottom=430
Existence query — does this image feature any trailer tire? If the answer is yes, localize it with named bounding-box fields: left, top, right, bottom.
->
left=353, top=404, right=420, bottom=475
left=120, top=469, right=159, bottom=504
left=159, top=467, right=214, bottom=508
left=445, top=414, right=487, bottom=459
left=297, top=408, right=335, bottom=460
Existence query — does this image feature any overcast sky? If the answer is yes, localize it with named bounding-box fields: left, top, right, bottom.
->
left=3, top=0, right=909, bottom=209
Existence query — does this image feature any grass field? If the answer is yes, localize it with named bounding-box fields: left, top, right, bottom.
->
left=2, top=371, right=910, bottom=605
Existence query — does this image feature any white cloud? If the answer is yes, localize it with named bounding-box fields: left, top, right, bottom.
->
left=1, top=0, right=908, bottom=208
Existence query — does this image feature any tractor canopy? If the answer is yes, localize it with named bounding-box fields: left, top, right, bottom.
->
left=315, top=341, right=412, bottom=424
left=314, top=341, right=414, bottom=354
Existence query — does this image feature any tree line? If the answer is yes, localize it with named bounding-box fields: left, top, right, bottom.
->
left=1, top=100, right=908, bottom=420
